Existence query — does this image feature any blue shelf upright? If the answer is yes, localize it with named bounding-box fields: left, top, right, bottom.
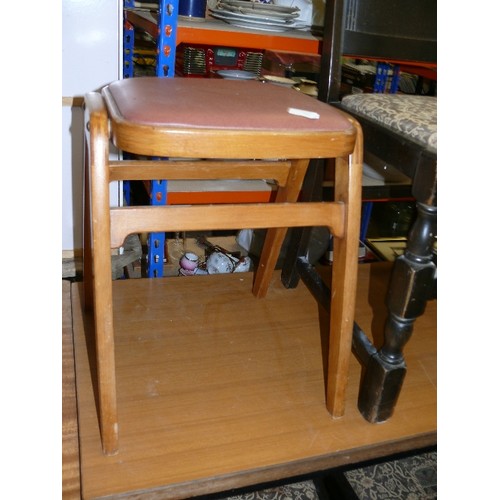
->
left=147, top=180, right=168, bottom=277
left=122, top=17, right=135, bottom=206
left=123, top=18, right=134, bottom=79
left=156, top=0, right=179, bottom=78
left=146, top=0, right=179, bottom=277
left=122, top=0, right=179, bottom=277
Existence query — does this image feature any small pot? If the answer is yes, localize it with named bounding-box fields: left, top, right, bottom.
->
left=180, top=252, right=199, bottom=272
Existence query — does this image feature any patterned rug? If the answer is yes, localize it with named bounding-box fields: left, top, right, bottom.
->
left=342, top=451, right=437, bottom=499
left=221, top=480, right=320, bottom=500
left=211, top=449, right=437, bottom=500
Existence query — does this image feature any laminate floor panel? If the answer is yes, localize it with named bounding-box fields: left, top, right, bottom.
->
left=63, top=279, right=82, bottom=499
left=71, top=263, right=436, bottom=499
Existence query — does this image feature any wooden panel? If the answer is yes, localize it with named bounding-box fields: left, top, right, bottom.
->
left=72, top=263, right=436, bottom=499
left=62, top=280, right=81, bottom=500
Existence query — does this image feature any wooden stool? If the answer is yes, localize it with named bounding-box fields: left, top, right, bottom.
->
left=83, top=77, right=363, bottom=455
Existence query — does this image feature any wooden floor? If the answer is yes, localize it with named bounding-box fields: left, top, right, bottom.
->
left=64, top=263, right=437, bottom=499
left=62, top=279, right=82, bottom=500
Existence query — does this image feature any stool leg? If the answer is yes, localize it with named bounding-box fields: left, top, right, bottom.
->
left=92, top=204, right=119, bottom=456
left=252, top=159, right=310, bottom=298
left=83, top=132, right=94, bottom=312
left=358, top=202, right=437, bottom=422
left=86, top=93, right=119, bottom=455
left=326, top=151, right=362, bottom=417
left=281, top=159, right=326, bottom=289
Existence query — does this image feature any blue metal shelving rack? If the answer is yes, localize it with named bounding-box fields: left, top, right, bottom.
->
left=123, top=17, right=135, bottom=79
left=123, top=0, right=179, bottom=277
left=156, top=0, right=178, bottom=78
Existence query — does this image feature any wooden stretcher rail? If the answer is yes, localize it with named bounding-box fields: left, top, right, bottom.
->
left=109, top=202, right=345, bottom=248
left=108, top=159, right=291, bottom=186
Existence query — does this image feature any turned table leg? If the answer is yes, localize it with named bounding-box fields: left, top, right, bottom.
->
left=358, top=201, right=437, bottom=422
left=281, top=150, right=437, bottom=424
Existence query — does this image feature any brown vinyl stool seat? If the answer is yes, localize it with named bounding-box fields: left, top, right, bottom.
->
left=83, top=77, right=363, bottom=455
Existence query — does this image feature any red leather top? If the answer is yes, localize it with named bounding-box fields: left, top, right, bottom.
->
left=105, top=77, right=352, bottom=133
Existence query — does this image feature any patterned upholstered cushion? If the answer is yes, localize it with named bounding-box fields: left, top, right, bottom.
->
left=341, top=94, right=437, bottom=153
